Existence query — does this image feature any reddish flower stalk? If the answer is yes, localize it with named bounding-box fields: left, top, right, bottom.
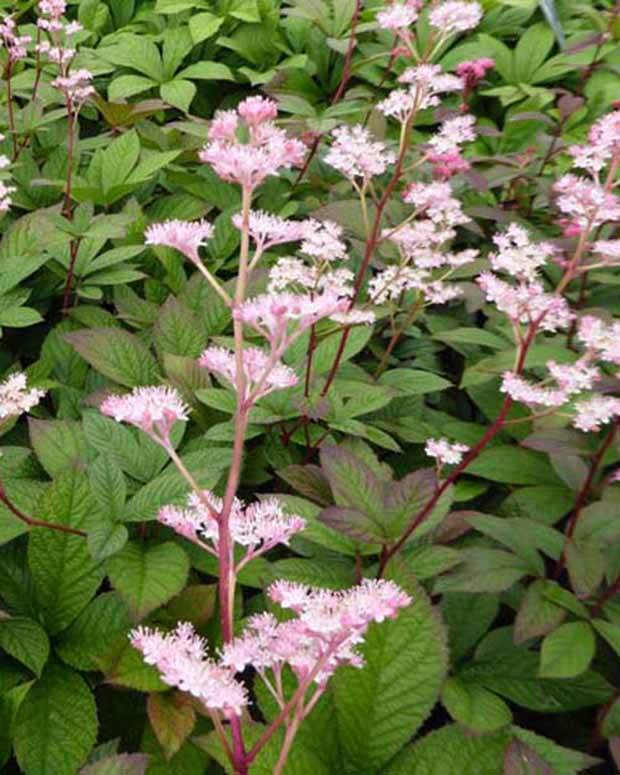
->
left=554, top=419, right=619, bottom=578
left=0, top=480, right=86, bottom=537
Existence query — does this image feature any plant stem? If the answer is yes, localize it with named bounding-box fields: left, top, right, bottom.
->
left=216, top=183, right=253, bottom=771
left=6, top=61, right=18, bottom=159
left=554, top=419, right=619, bottom=578
left=294, top=0, right=363, bottom=186
left=0, top=481, right=86, bottom=537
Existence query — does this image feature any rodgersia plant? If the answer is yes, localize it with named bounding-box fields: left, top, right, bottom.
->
left=105, top=97, right=410, bottom=773
left=4, top=0, right=620, bottom=772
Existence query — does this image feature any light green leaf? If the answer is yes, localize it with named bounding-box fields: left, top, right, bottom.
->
left=378, top=369, right=452, bottom=395
left=29, top=418, right=92, bottom=477
left=189, top=13, right=224, bottom=43
left=81, top=754, right=149, bottom=775
left=107, top=541, right=190, bottom=620
left=539, top=622, right=596, bottom=679
left=160, top=80, right=196, bottom=112
left=98, top=37, right=163, bottom=82
left=108, top=75, right=157, bottom=101
left=178, top=62, right=235, bottom=81
left=442, top=677, right=512, bottom=733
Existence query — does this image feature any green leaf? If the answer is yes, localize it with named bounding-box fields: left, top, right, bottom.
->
left=460, top=650, right=612, bottom=712
left=593, top=619, right=620, bottom=657
left=434, top=327, right=508, bottom=350
left=88, top=523, right=129, bottom=562
left=514, top=580, right=566, bottom=644
left=189, top=13, right=224, bottom=43
left=511, top=726, right=600, bottom=774
left=81, top=754, right=149, bottom=775
left=178, top=62, right=235, bottom=81
left=441, top=592, right=499, bottom=662
left=98, top=37, right=163, bottom=82
left=55, top=592, right=132, bottom=671
left=0, top=306, right=43, bottom=327
left=514, top=23, right=555, bottom=83
left=467, top=446, right=562, bottom=485
left=108, top=75, right=157, bottom=101
left=333, top=570, right=447, bottom=772
left=0, top=617, right=50, bottom=676
left=384, top=725, right=508, bottom=775
left=101, top=639, right=168, bottom=692
left=14, top=662, right=98, bottom=775
left=29, top=418, right=92, bottom=477
left=65, top=328, right=158, bottom=387
left=89, top=455, right=126, bottom=520
left=154, top=297, right=206, bottom=358
left=101, top=130, right=142, bottom=192
left=378, top=369, right=452, bottom=395
left=147, top=692, right=196, bottom=760
left=107, top=541, right=190, bottom=620
left=160, top=80, right=196, bottom=112
left=442, top=677, right=512, bottom=733
left=435, top=548, right=530, bottom=594
left=28, top=473, right=104, bottom=634
left=540, top=622, right=596, bottom=678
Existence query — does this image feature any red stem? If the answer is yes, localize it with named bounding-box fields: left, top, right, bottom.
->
left=378, top=321, right=540, bottom=575
left=0, top=483, right=86, bottom=537
left=554, top=419, right=619, bottom=578
left=294, top=0, right=363, bottom=186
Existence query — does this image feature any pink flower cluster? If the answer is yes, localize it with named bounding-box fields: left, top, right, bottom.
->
left=573, top=396, right=620, bottom=432
left=145, top=219, right=213, bottom=264
left=425, top=438, right=469, bottom=466
left=0, top=17, right=32, bottom=61
left=379, top=65, right=464, bottom=123
left=0, top=373, right=45, bottom=419
left=100, top=386, right=189, bottom=445
left=374, top=181, right=475, bottom=306
left=131, top=623, right=248, bottom=718
left=223, top=580, right=411, bottom=687
left=569, top=110, right=620, bottom=176
left=199, top=97, right=305, bottom=191
left=489, top=224, right=556, bottom=283
left=456, top=58, right=495, bottom=91
left=159, top=492, right=305, bottom=567
left=428, top=0, right=483, bottom=34
left=52, top=69, right=94, bottom=106
left=554, top=174, right=620, bottom=234
left=325, top=125, right=396, bottom=183
left=131, top=579, right=410, bottom=720
left=377, top=2, right=420, bottom=31
left=577, top=315, right=620, bottom=364
left=478, top=272, right=573, bottom=333
left=426, top=115, right=476, bottom=179
left=234, top=291, right=349, bottom=349
left=200, top=346, right=298, bottom=403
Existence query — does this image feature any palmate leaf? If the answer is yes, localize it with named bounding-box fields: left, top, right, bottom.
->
left=332, top=563, right=448, bottom=773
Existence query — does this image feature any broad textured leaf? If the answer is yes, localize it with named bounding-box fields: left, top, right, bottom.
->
left=514, top=580, right=566, bottom=644
left=28, top=473, right=104, bottom=634
left=65, top=328, right=158, bottom=387
left=333, top=570, right=447, bottom=772
left=461, top=650, right=611, bottom=712
left=384, top=724, right=508, bottom=775
left=81, top=754, right=148, bottom=775
left=0, top=616, right=49, bottom=676
left=29, top=418, right=92, bottom=477
left=107, top=541, right=190, bottom=620
left=55, top=592, right=132, bottom=671
left=147, top=692, right=196, bottom=760
left=442, top=677, right=512, bottom=733
left=14, top=662, right=98, bottom=775
left=378, top=369, right=451, bottom=395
